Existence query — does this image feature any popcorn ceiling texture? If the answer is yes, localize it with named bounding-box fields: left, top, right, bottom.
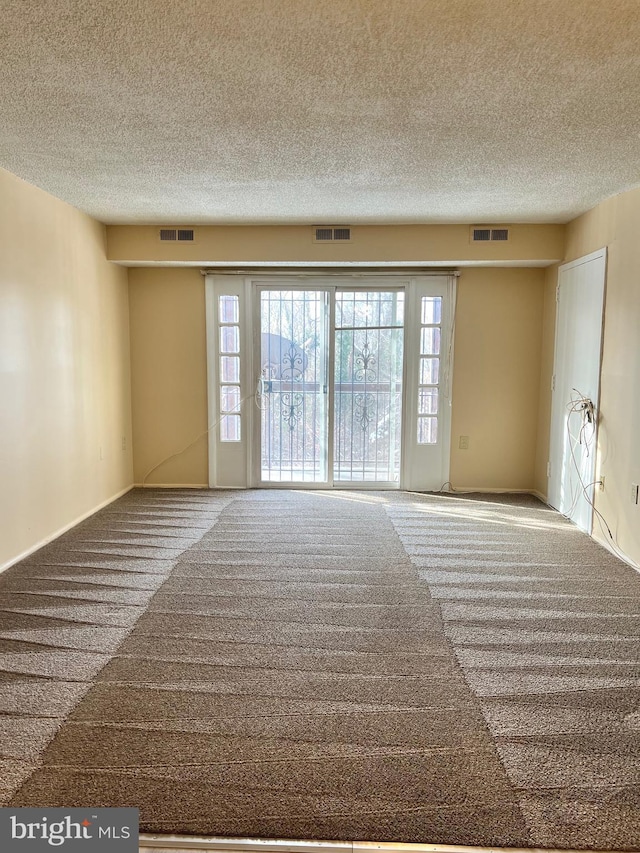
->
left=1, top=0, right=640, bottom=224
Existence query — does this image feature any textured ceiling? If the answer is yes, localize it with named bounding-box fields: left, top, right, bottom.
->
left=2, top=0, right=640, bottom=224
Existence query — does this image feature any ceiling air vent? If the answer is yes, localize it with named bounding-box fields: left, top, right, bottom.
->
left=160, top=228, right=195, bottom=242
left=314, top=226, right=351, bottom=242
left=471, top=226, right=510, bottom=243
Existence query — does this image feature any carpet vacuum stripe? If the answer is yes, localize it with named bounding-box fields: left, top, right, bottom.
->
left=385, top=492, right=640, bottom=851
left=1, top=489, right=639, bottom=850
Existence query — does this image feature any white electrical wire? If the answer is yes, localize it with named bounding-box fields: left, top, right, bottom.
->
left=437, top=389, right=638, bottom=570
left=563, top=389, right=596, bottom=518
left=142, top=378, right=638, bottom=571
left=563, top=388, right=640, bottom=570
left=141, top=392, right=256, bottom=486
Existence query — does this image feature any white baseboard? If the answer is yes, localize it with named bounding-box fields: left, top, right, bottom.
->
left=139, top=834, right=578, bottom=853
left=134, top=483, right=210, bottom=489
left=530, top=489, right=549, bottom=503
left=0, top=484, right=134, bottom=575
left=139, top=836, right=348, bottom=852
left=444, top=487, right=535, bottom=495
left=592, top=526, right=640, bottom=572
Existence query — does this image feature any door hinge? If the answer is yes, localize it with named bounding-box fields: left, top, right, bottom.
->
left=547, top=461, right=551, bottom=477
left=551, top=374, right=556, bottom=391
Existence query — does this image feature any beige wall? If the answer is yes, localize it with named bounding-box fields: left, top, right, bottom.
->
left=127, top=266, right=545, bottom=492
left=450, top=268, right=545, bottom=490
left=0, top=168, right=132, bottom=569
left=106, top=223, right=565, bottom=266
left=128, top=268, right=208, bottom=486
left=533, top=263, right=560, bottom=498
left=564, top=187, right=640, bottom=565
left=117, top=222, right=559, bottom=497
left=4, top=161, right=637, bottom=565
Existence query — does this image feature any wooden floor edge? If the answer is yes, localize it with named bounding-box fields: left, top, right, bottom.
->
left=138, top=834, right=626, bottom=853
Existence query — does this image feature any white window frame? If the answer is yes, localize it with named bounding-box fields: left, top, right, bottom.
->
left=401, top=275, right=455, bottom=491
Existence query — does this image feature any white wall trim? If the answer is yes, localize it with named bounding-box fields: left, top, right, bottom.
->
left=140, top=836, right=349, bottom=852
left=134, top=483, right=210, bottom=489
left=0, top=484, right=134, bottom=575
left=444, top=487, right=536, bottom=495
left=592, top=528, right=640, bottom=573
left=559, top=247, right=606, bottom=272
left=139, top=834, right=578, bottom=853
left=204, top=275, right=218, bottom=488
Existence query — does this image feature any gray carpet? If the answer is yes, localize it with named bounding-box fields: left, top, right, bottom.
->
left=0, top=489, right=639, bottom=849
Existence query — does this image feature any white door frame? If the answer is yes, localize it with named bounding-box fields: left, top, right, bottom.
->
left=548, top=248, right=607, bottom=532
left=206, top=273, right=455, bottom=491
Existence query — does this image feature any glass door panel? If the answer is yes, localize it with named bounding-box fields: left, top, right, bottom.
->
left=259, top=290, right=329, bottom=483
left=333, top=291, right=404, bottom=483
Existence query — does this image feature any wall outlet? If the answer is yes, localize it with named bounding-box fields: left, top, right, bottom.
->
left=632, top=483, right=639, bottom=505
left=599, top=475, right=605, bottom=491
left=459, top=435, right=470, bottom=450
left=122, top=436, right=127, bottom=451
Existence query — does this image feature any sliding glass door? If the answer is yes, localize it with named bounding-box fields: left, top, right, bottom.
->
left=257, top=287, right=404, bottom=486
left=205, top=274, right=454, bottom=491
left=333, top=291, right=404, bottom=484
left=259, top=289, right=329, bottom=483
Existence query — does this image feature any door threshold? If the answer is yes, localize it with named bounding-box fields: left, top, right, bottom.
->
left=254, top=483, right=400, bottom=490
left=139, top=834, right=623, bottom=853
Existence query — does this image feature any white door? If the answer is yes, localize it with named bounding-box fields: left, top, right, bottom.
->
left=548, top=250, right=606, bottom=532
left=206, top=274, right=454, bottom=491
